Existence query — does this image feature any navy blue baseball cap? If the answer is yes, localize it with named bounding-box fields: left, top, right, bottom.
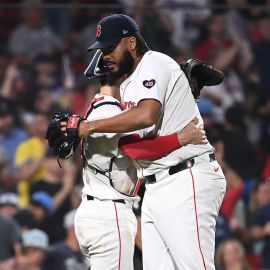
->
left=87, top=14, right=140, bottom=51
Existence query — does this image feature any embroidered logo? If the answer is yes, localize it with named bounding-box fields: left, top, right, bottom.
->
left=143, top=79, right=156, bottom=89
left=123, top=29, right=128, bottom=34
left=96, top=25, right=102, bottom=37
left=214, top=167, right=220, bottom=172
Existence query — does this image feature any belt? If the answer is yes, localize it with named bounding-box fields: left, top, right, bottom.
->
left=147, top=153, right=216, bottom=184
left=86, top=194, right=125, bottom=204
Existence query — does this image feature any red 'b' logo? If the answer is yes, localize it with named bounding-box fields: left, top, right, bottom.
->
left=96, top=25, right=102, bottom=37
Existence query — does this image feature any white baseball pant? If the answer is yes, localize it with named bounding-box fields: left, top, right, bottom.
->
left=141, top=153, right=226, bottom=270
left=74, top=194, right=137, bottom=270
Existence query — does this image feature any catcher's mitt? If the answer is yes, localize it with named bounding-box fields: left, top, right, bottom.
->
left=45, top=112, right=84, bottom=159
left=180, top=59, right=224, bottom=99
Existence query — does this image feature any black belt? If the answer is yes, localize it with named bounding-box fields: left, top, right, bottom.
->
left=86, top=194, right=125, bottom=204
left=147, top=153, right=216, bottom=184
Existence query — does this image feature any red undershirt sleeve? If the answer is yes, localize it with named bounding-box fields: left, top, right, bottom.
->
left=119, top=133, right=181, bottom=160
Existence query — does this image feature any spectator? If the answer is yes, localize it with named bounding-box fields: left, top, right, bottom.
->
left=253, top=12, right=270, bottom=153
left=43, top=209, right=89, bottom=270
left=216, top=238, right=251, bottom=270
left=33, top=54, right=61, bottom=91
left=8, top=0, right=60, bottom=61
left=0, top=99, right=28, bottom=173
left=0, top=192, right=22, bottom=264
left=160, top=0, right=212, bottom=52
left=30, top=150, right=77, bottom=243
left=249, top=181, right=270, bottom=269
left=14, top=208, right=36, bottom=232
left=195, top=11, right=253, bottom=71
left=0, top=147, right=17, bottom=193
left=198, top=50, right=247, bottom=123
left=0, top=192, right=20, bottom=218
left=197, top=97, right=223, bottom=144
left=225, top=0, right=252, bottom=40
left=222, top=105, right=259, bottom=181
left=0, top=61, right=38, bottom=111
left=14, top=112, right=49, bottom=207
left=29, top=191, right=54, bottom=218
left=214, top=140, right=246, bottom=244
left=0, top=49, right=11, bottom=84
left=253, top=12, right=270, bottom=96
left=134, top=0, right=176, bottom=56
left=195, top=12, right=233, bottom=62
left=0, top=229, right=49, bottom=270
left=0, top=215, right=22, bottom=262
left=32, top=88, right=61, bottom=115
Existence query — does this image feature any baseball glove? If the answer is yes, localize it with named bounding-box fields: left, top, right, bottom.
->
left=180, top=59, right=224, bottom=99
left=45, top=112, right=84, bottom=159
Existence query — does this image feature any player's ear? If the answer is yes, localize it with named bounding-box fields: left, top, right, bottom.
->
left=128, top=36, right=137, bottom=52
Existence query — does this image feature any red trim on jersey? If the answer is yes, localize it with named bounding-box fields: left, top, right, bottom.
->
left=189, top=168, right=207, bottom=270
left=83, top=96, right=105, bottom=118
left=119, top=133, right=180, bottom=160
left=133, top=178, right=141, bottom=196
left=114, top=203, right=122, bottom=270
left=81, top=96, right=105, bottom=157
left=120, top=103, right=126, bottom=110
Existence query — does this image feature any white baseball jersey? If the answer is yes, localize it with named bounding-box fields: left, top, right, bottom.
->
left=120, top=50, right=214, bottom=176
left=119, top=50, right=226, bottom=270
left=81, top=94, right=140, bottom=202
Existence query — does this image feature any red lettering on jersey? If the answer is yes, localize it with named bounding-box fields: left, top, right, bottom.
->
left=96, top=25, right=102, bottom=38
left=120, top=102, right=127, bottom=110
left=124, top=101, right=136, bottom=108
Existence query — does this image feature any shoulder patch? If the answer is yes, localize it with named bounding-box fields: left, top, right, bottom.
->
left=143, top=79, right=156, bottom=89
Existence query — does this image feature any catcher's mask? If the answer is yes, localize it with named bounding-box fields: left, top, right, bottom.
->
left=84, top=49, right=109, bottom=79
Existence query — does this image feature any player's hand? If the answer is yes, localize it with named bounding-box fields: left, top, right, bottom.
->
left=78, top=120, right=93, bottom=138
left=60, top=120, right=68, bottom=136
left=177, top=118, right=208, bottom=146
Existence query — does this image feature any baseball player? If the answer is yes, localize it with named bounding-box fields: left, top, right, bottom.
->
left=45, top=87, right=207, bottom=270
left=58, top=88, right=205, bottom=270
left=74, top=14, right=227, bottom=270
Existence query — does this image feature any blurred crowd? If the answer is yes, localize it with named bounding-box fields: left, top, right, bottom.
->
left=0, top=0, right=270, bottom=269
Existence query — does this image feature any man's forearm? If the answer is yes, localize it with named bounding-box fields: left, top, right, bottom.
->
left=79, top=100, right=161, bottom=138
left=18, top=159, right=43, bottom=182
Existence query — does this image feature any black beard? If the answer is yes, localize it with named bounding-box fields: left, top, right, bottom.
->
left=106, top=50, right=134, bottom=86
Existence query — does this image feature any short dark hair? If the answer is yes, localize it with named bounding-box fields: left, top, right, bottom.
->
left=133, top=33, right=150, bottom=57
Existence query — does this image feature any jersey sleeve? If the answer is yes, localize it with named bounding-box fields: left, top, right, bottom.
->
left=84, top=98, right=125, bottom=158
left=134, top=54, right=171, bottom=105
left=87, top=100, right=124, bottom=140
left=119, top=133, right=181, bottom=160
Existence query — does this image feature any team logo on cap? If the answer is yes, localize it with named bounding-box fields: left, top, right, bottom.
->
left=96, top=25, right=102, bottom=38
left=143, top=79, right=156, bottom=89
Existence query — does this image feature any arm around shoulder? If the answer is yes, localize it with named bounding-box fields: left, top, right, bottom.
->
left=79, top=99, right=162, bottom=138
